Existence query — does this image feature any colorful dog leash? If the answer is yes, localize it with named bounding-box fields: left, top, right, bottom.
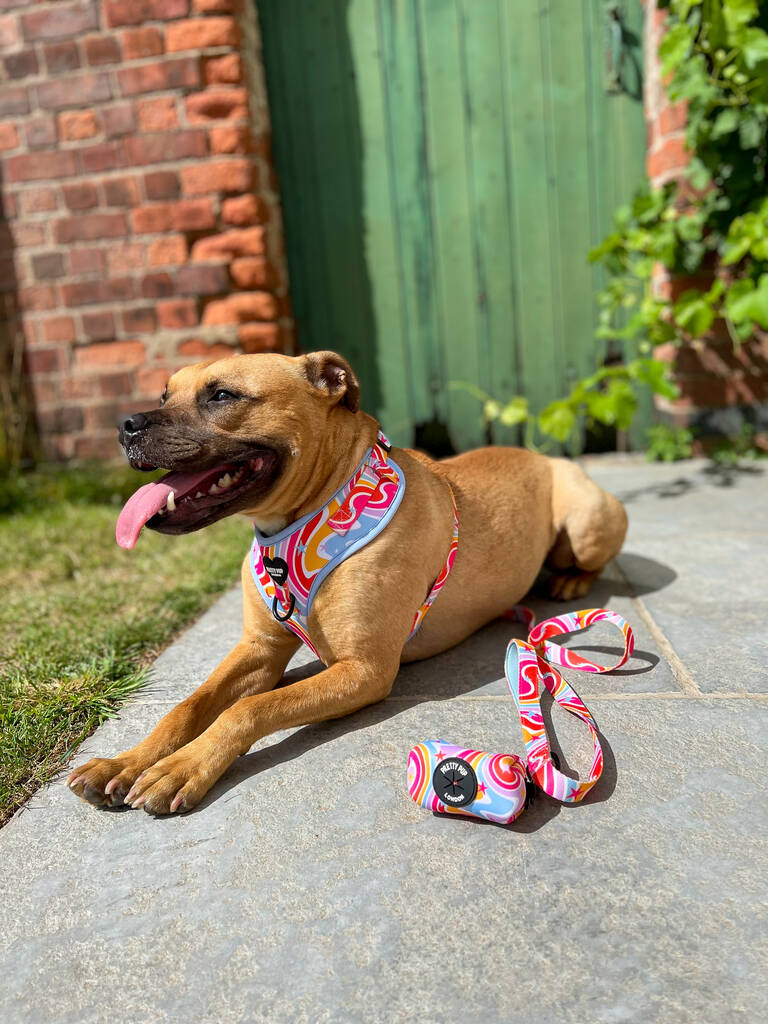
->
left=408, top=606, right=635, bottom=823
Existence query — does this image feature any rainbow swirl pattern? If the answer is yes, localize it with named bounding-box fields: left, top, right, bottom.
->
left=407, top=741, right=527, bottom=824
left=408, top=606, right=634, bottom=823
left=506, top=606, right=634, bottom=803
left=249, top=432, right=460, bottom=663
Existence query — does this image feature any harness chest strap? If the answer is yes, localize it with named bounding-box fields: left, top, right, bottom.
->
left=250, top=431, right=459, bottom=663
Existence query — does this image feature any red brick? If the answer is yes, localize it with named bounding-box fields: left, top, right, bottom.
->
left=18, top=284, right=57, bottom=312
left=37, top=73, right=111, bottom=111
left=0, top=87, right=29, bottom=117
left=185, top=87, right=248, bottom=123
left=62, top=277, right=134, bottom=306
left=137, top=366, right=169, bottom=396
left=74, top=435, right=120, bottom=459
left=55, top=213, right=127, bottom=244
left=148, top=234, right=187, bottom=266
left=0, top=14, right=19, bottom=47
left=144, top=170, right=179, bottom=200
left=157, top=297, right=197, bottom=328
left=209, top=123, right=252, bottom=155
left=659, top=101, right=688, bottom=135
left=131, top=198, right=215, bottom=233
left=69, top=247, right=106, bottom=276
left=79, top=142, right=120, bottom=173
left=121, top=26, right=164, bottom=61
left=30, top=377, right=59, bottom=407
left=138, top=96, right=178, bottom=133
left=4, top=49, right=38, bottom=78
left=192, top=227, right=264, bottom=260
left=26, top=347, right=68, bottom=374
left=238, top=322, right=280, bottom=353
left=31, top=253, right=65, bottom=281
left=62, top=182, right=99, bottom=211
left=60, top=376, right=96, bottom=401
left=103, top=103, right=136, bottom=138
left=103, top=176, right=140, bottom=207
left=38, top=405, right=86, bottom=435
left=117, top=56, right=200, bottom=96
left=181, top=159, right=251, bottom=196
left=1, top=193, right=16, bottom=218
left=648, top=136, right=689, bottom=181
left=25, top=116, right=57, bottom=150
left=202, top=292, right=277, bottom=325
left=203, top=52, right=241, bottom=84
left=121, top=130, right=206, bottom=165
left=43, top=41, right=80, bottom=74
left=222, top=194, right=263, bottom=227
left=22, top=2, right=97, bottom=41
left=20, top=189, right=57, bottom=215
left=230, top=257, right=272, bottom=289
left=105, top=0, right=189, bottom=28
left=141, top=272, right=174, bottom=298
left=98, top=371, right=136, bottom=398
left=178, top=338, right=235, bottom=359
left=75, top=339, right=146, bottom=369
left=6, top=150, right=78, bottom=182
left=0, top=122, right=19, bottom=151
left=166, top=16, right=237, bottom=52
left=121, top=307, right=157, bottom=334
left=193, top=0, right=234, bottom=12
left=82, top=310, right=116, bottom=340
left=106, top=242, right=145, bottom=275
left=175, top=263, right=228, bottom=295
left=58, top=110, right=99, bottom=141
left=11, top=222, right=46, bottom=247
left=84, top=34, right=121, bottom=65
left=43, top=316, right=76, bottom=342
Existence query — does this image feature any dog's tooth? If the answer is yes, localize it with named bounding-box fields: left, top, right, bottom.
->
left=209, top=483, right=220, bottom=494
left=195, top=491, right=204, bottom=499
left=218, top=473, right=232, bottom=489
left=166, top=491, right=176, bottom=511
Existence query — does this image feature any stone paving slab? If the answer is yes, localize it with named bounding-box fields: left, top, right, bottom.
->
left=1, top=457, right=767, bottom=1023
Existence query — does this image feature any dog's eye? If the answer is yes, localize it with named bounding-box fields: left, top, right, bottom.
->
left=210, top=389, right=238, bottom=403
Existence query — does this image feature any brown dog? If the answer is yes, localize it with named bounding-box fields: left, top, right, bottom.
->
left=67, top=351, right=627, bottom=814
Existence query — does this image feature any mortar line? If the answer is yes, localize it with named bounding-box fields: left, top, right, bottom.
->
left=612, top=561, right=703, bottom=696
left=383, top=692, right=768, bottom=703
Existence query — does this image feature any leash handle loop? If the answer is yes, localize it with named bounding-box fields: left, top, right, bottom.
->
left=504, top=606, right=634, bottom=803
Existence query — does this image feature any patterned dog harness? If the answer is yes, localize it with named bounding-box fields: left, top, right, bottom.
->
left=250, top=431, right=459, bottom=662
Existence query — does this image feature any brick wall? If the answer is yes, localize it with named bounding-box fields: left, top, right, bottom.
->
left=642, top=0, right=768, bottom=436
left=0, top=0, right=293, bottom=460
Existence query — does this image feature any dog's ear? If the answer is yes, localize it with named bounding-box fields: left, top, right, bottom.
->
left=303, top=351, right=360, bottom=413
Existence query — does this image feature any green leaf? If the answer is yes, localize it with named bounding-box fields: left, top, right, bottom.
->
left=659, top=22, right=694, bottom=75
left=722, top=0, right=759, bottom=35
left=673, top=288, right=715, bottom=336
left=726, top=273, right=768, bottom=328
left=498, top=397, right=528, bottom=427
left=710, top=108, right=740, bottom=139
left=483, top=399, right=501, bottom=421
left=741, top=27, right=768, bottom=69
left=538, top=403, right=576, bottom=443
left=739, top=114, right=764, bottom=149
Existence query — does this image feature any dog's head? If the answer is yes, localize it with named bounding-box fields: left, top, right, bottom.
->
left=116, top=351, right=360, bottom=549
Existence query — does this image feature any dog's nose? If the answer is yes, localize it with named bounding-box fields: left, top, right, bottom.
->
left=120, top=412, right=150, bottom=436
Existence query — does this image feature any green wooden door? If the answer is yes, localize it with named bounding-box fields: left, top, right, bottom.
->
left=256, top=0, right=647, bottom=450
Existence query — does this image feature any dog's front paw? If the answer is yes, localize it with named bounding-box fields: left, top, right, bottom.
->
left=548, top=569, right=598, bottom=602
left=122, top=749, right=212, bottom=815
left=67, top=754, right=147, bottom=807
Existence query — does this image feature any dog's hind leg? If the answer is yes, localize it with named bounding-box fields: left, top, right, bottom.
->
left=545, top=458, right=627, bottom=602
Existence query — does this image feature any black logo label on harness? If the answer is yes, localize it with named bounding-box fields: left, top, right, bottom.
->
left=263, top=556, right=289, bottom=587
left=432, top=757, right=478, bottom=807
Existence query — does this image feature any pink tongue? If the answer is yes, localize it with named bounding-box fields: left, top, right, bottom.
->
left=116, top=468, right=220, bottom=550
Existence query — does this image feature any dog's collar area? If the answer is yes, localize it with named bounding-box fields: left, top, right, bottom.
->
left=249, top=430, right=459, bottom=661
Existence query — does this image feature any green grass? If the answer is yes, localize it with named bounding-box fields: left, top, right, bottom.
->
left=0, top=463, right=250, bottom=826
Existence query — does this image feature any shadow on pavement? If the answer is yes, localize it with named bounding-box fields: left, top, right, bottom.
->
left=188, top=553, right=673, bottom=830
